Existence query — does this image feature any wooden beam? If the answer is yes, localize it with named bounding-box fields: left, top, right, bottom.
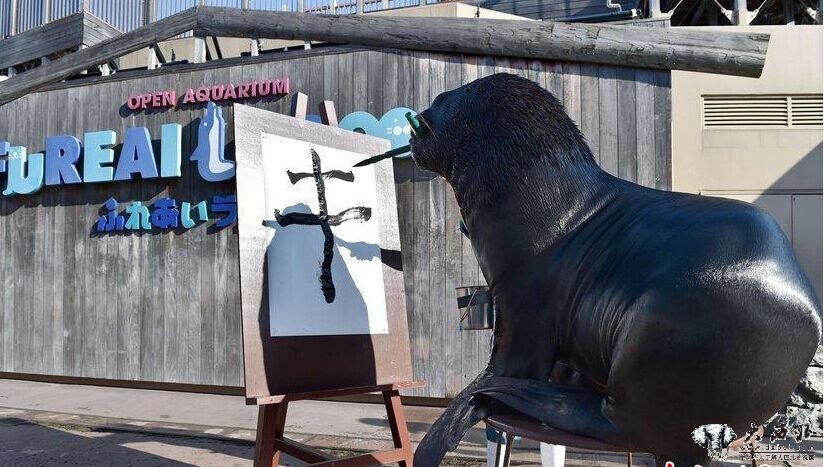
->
left=0, top=8, right=198, bottom=106
left=194, top=7, right=769, bottom=78
left=0, top=12, right=86, bottom=70
left=0, top=5, right=771, bottom=107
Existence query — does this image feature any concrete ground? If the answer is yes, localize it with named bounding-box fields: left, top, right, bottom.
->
left=0, top=378, right=819, bottom=467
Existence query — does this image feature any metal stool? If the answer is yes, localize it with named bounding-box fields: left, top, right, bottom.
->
left=486, top=414, right=637, bottom=467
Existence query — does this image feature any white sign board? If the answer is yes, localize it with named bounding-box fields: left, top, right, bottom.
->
left=261, top=133, right=389, bottom=337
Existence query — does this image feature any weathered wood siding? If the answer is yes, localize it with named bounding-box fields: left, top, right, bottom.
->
left=0, top=46, right=671, bottom=397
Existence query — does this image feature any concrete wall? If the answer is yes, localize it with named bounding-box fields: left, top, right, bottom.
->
left=672, top=25, right=823, bottom=300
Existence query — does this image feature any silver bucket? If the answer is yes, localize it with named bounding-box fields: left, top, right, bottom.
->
left=456, top=286, right=494, bottom=330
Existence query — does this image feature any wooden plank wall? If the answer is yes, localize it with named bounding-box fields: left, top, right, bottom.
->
left=0, top=46, right=671, bottom=397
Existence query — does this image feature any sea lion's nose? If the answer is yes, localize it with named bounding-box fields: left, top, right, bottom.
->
left=406, top=112, right=422, bottom=134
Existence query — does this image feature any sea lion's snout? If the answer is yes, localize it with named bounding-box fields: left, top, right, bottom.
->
left=409, top=87, right=467, bottom=178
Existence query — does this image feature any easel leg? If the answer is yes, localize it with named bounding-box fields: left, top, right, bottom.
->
left=255, top=402, right=289, bottom=467
left=383, top=389, right=413, bottom=467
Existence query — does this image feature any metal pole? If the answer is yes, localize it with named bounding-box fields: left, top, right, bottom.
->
left=43, top=0, right=51, bottom=25
left=356, top=0, right=364, bottom=14
left=9, top=0, right=18, bottom=35
left=782, top=0, right=794, bottom=24
left=648, top=0, right=662, bottom=18
left=818, top=0, right=822, bottom=24
left=733, top=0, right=749, bottom=24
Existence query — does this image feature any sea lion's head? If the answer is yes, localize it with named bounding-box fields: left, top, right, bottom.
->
left=410, top=73, right=593, bottom=201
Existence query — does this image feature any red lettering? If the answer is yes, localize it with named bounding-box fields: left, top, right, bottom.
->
left=152, top=93, right=162, bottom=107
left=182, top=88, right=195, bottom=104
left=141, top=94, right=152, bottom=109
left=237, top=82, right=250, bottom=98
left=257, top=80, right=271, bottom=96
left=162, top=90, right=176, bottom=107
left=210, top=85, right=226, bottom=101
left=223, top=83, right=237, bottom=100
left=273, top=78, right=289, bottom=95
left=250, top=81, right=258, bottom=97
left=195, top=87, right=210, bottom=102
left=127, top=95, right=142, bottom=110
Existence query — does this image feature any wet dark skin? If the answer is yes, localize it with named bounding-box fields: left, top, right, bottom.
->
left=408, top=74, right=821, bottom=467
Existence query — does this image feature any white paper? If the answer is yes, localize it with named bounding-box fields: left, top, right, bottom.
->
left=261, top=132, right=389, bottom=337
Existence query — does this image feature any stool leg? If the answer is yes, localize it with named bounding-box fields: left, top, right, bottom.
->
left=540, top=443, right=566, bottom=467
left=502, top=433, right=515, bottom=467
left=627, top=452, right=633, bottom=467
left=491, top=430, right=505, bottom=467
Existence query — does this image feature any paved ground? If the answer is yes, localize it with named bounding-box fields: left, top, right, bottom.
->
left=0, top=379, right=819, bottom=466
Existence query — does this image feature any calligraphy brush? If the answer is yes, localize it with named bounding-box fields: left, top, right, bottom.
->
left=352, top=112, right=430, bottom=168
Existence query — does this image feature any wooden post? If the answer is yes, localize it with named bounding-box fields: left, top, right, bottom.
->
left=298, top=0, right=305, bottom=12
left=356, top=0, right=364, bottom=15
left=254, top=402, right=288, bottom=467
left=383, top=390, right=414, bottom=467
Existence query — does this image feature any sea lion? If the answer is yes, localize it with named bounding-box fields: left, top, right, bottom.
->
left=409, top=73, right=821, bottom=466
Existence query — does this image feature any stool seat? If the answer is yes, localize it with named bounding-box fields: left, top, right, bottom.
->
left=486, top=414, right=629, bottom=453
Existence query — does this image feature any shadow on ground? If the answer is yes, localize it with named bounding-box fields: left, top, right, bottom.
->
left=0, top=417, right=259, bottom=467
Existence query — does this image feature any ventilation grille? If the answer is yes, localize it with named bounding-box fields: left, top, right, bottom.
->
left=703, top=95, right=823, bottom=128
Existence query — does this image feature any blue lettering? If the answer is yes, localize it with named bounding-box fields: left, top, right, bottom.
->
left=3, top=146, right=45, bottom=195
left=114, top=127, right=158, bottom=181
left=83, top=130, right=117, bottom=183
left=45, top=135, right=82, bottom=185
left=160, top=123, right=182, bottom=178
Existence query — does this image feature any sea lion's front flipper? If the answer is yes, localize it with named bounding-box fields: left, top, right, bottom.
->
left=414, top=368, right=498, bottom=467
left=474, top=376, right=634, bottom=448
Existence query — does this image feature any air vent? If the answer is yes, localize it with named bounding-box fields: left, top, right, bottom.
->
left=703, top=95, right=823, bottom=128
left=790, top=95, right=824, bottom=126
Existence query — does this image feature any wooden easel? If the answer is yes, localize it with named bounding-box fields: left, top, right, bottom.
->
left=254, top=382, right=424, bottom=467
left=241, top=95, right=424, bottom=467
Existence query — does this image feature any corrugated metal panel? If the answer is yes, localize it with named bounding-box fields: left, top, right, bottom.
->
left=203, top=0, right=243, bottom=6
left=89, top=0, right=142, bottom=32
left=0, top=0, right=11, bottom=38
left=157, top=0, right=198, bottom=19
left=51, top=0, right=83, bottom=21
left=250, top=0, right=299, bottom=10
left=471, top=0, right=638, bottom=20
left=16, top=0, right=44, bottom=33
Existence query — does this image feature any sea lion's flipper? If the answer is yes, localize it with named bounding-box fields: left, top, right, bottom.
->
left=474, top=376, right=633, bottom=448
left=414, top=368, right=497, bottom=467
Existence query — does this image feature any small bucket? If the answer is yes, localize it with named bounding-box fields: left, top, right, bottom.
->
left=456, top=286, right=494, bottom=330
